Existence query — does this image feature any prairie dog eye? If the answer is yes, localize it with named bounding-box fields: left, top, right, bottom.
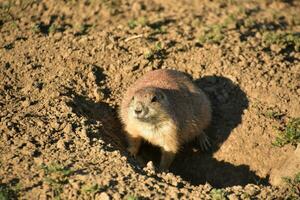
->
left=151, top=95, right=158, bottom=103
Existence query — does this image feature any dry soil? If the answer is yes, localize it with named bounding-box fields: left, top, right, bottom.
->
left=0, top=0, right=300, bottom=199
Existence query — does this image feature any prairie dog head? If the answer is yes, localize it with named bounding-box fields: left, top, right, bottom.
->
left=128, top=87, right=169, bottom=123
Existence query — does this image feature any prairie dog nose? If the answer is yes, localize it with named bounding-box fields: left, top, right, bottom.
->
left=134, top=108, right=142, bottom=114
left=134, top=102, right=143, bottom=112
left=133, top=102, right=147, bottom=118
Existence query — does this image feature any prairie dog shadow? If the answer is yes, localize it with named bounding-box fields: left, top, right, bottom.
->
left=64, top=68, right=268, bottom=187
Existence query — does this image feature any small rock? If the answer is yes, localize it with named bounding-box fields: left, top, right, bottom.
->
left=36, top=119, right=44, bottom=127
left=231, top=185, right=243, bottom=192
left=255, top=32, right=262, bottom=38
left=88, top=71, right=96, bottom=81
left=78, top=127, right=89, bottom=142
left=50, top=91, right=60, bottom=98
left=233, top=46, right=240, bottom=56
left=269, top=69, right=276, bottom=76
left=56, top=139, right=65, bottom=150
left=112, top=193, right=121, bottom=199
left=143, top=161, right=156, bottom=175
left=203, top=183, right=212, bottom=191
left=227, top=193, right=239, bottom=200
left=97, top=192, right=110, bottom=200
left=270, top=44, right=282, bottom=53
left=34, top=157, right=43, bottom=165
left=94, top=87, right=105, bottom=102
left=240, top=193, right=250, bottom=199
left=53, top=32, right=63, bottom=40
left=63, top=123, right=73, bottom=134
left=50, top=120, right=60, bottom=130
left=244, top=184, right=259, bottom=196
left=22, top=99, right=31, bottom=107
left=69, top=180, right=81, bottom=190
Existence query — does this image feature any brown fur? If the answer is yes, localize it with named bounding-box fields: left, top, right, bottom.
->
left=119, top=69, right=212, bottom=170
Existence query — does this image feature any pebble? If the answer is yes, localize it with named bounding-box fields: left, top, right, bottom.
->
left=69, top=180, right=81, bottom=190
left=50, top=120, right=60, bottom=130
left=88, top=71, right=96, bottom=82
left=22, top=99, right=31, bottom=107
left=56, top=139, right=66, bottom=150
left=227, top=193, right=239, bottom=200
left=269, top=69, right=275, bottom=76
left=53, top=32, right=63, bottom=41
left=143, top=161, right=156, bottom=175
left=94, top=87, right=105, bottom=102
left=255, top=32, right=262, bottom=38
left=36, top=119, right=44, bottom=127
left=256, top=81, right=261, bottom=87
left=97, top=192, right=110, bottom=200
left=270, top=44, right=282, bottom=53
left=63, top=123, right=73, bottom=134
left=50, top=91, right=60, bottom=98
left=244, top=184, right=259, bottom=196
left=78, top=127, right=89, bottom=142
left=34, top=157, right=43, bottom=165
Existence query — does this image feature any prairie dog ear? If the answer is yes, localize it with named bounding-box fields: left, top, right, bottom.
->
left=151, top=95, right=158, bottom=103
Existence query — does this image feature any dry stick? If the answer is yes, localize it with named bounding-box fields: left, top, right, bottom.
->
left=124, top=34, right=144, bottom=42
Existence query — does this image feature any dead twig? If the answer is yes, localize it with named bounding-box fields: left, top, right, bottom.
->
left=124, top=34, right=145, bottom=42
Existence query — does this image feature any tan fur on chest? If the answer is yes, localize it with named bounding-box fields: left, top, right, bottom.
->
left=126, top=118, right=178, bottom=149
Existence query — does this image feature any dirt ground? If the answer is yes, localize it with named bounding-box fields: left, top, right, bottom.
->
left=0, top=0, right=300, bottom=199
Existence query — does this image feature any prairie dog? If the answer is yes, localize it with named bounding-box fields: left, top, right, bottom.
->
left=119, top=69, right=212, bottom=170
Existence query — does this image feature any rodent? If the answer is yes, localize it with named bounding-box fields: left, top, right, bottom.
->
left=119, top=69, right=212, bottom=170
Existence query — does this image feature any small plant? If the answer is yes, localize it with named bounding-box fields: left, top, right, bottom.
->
left=48, top=23, right=57, bottom=34
left=210, top=188, right=228, bottom=200
left=0, top=184, right=18, bottom=200
left=128, top=17, right=148, bottom=29
left=0, top=0, right=40, bottom=27
left=0, top=1, right=14, bottom=23
left=74, top=23, right=91, bottom=36
left=197, top=11, right=240, bottom=46
left=100, top=0, right=121, bottom=15
left=273, top=118, right=300, bottom=147
left=282, top=172, right=300, bottom=199
left=41, top=163, right=74, bottom=176
left=81, top=184, right=100, bottom=194
left=144, top=49, right=153, bottom=59
left=128, top=19, right=138, bottom=29
left=127, top=195, right=139, bottom=200
left=31, top=23, right=40, bottom=33
left=262, top=32, right=300, bottom=52
left=137, top=17, right=148, bottom=27
left=198, top=24, right=224, bottom=45
left=265, top=111, right=283, bottom=119
left=264, top=108, right=284, bottom=120
left=152, top=26, right=167, bottom=35
left=40, top=163, right=74, bottom=199
left=144, top=41, right=165, bottom=60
